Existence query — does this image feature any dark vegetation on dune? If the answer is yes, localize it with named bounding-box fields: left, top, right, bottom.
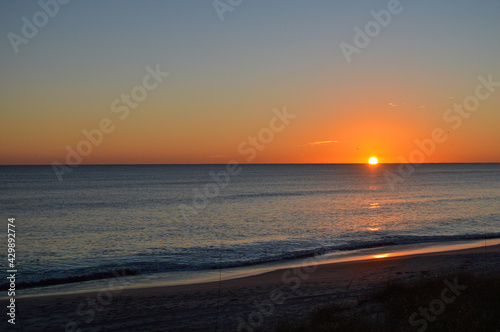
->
left=262, top=271, right=500, bottom=332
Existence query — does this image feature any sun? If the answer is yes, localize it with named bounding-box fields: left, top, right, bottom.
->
left=368, top=157, right=378, bottom=165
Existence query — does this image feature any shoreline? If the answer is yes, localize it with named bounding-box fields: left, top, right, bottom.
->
left=61, top=242, right=500, bottom=298
left=6, top=243, right=500, bottom=331
left=11, top=237, right=500, bottom=300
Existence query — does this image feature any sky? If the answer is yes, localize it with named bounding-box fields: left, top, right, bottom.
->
left=1, top=0, right=499, bottom=165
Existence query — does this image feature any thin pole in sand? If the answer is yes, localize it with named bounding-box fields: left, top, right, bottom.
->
left=214, top=251, right=223, bottom=331
left=341, top=271, right=359, bottom=308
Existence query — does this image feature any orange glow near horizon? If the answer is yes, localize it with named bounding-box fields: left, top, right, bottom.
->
left=1, top=91, right=500, bottom=165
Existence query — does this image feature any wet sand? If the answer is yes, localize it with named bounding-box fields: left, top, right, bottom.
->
left=3, top=244, right=500, bottom=331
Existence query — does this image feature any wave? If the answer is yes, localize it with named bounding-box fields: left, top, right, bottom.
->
left=1, top=268, right=139, bottom=291
left=221, top=189, right=363, bottom=201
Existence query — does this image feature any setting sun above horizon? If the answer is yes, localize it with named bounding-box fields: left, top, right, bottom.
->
left=369, top=157, right=379, bottom=165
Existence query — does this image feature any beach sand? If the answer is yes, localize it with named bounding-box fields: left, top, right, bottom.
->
left=3, top=244, right=500, bottom=331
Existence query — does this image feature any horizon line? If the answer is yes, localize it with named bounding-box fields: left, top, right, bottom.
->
left=1, top=162, right=499, bottom=166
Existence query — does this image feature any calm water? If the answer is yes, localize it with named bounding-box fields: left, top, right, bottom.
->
left=0, top=164, right=499, bottom=293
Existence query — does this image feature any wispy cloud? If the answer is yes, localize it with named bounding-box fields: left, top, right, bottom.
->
left=388, top=102, right=398, bottom=107
left=299, top=140, right=340, bottom=147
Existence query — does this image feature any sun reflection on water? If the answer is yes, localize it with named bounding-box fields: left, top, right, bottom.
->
left=373, top=254, right=389, bottom=259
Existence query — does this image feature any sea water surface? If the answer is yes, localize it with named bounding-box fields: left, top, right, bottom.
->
left=0, top=164, right=499, bottom=296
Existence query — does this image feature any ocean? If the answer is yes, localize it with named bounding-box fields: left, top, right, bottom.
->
left=1, top=164, right=499, bottom=296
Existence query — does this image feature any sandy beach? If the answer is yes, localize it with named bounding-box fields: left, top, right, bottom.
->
left=1, top=243, right=498, bottom=331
